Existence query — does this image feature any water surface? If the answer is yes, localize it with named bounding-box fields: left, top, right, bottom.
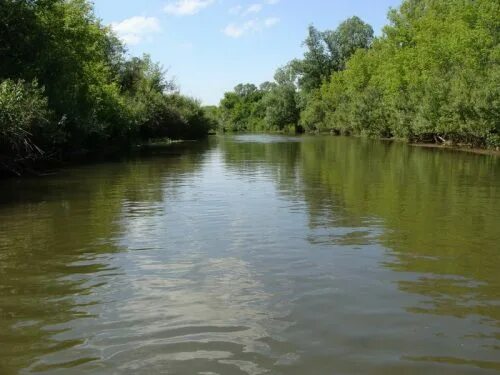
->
left=0, top=135, right=499, bottom=374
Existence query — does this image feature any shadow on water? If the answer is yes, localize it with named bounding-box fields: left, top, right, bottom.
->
left=218, top=134, right=500, bottom=372
left=0, top=134, right=499, bottom=374
left=0, top=140, right=214, bottom=373
left=221, top=134, right=500, bottom=317
left=297, top=137, right=499, bottom=321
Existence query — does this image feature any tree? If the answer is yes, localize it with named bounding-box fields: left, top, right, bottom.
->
left=318, top=0, right=499, bottom=146
left=0, top=0, right=212, bottom=174
left=292, top=25, right=331, bottom=92
left=217, top=1, right=498, bottom=147
left=323, top=16, right=374, bottom=70
left=263, top=84, right=300, bottom=132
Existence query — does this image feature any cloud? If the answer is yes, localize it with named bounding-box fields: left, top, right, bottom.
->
left=231, top=0, right=279, bottom=16
left=243, top=3, right=263, bottom=15
left=110, top=16, right=161, bottom=45
left=223, top=17, right=280, bottom=38
left=229, top=5, right=242, bottom=15
left=264, top=17, right=280, bottom=27
left=223, top=20, right=255, bottom=38
left=164, top=0, right=214, bottom=15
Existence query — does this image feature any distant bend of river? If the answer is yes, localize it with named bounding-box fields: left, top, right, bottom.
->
left=0, top=134, right=499, bottom=374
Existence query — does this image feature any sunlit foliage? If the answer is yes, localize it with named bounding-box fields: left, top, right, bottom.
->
left=217, top=0, right=499, bottom=148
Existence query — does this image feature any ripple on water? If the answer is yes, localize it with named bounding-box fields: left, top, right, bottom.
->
left=1, top=135, right=499, bottom=374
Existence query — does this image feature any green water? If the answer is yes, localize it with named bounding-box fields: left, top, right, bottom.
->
left=0, top=135, right=499, bottom=374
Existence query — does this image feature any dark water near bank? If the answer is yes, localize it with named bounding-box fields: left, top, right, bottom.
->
left=0, top=135, right=499, bottom=374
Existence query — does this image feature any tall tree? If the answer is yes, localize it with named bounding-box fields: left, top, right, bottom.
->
left=323, top=16, right=374, bottom=70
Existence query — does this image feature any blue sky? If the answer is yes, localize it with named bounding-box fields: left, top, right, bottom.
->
left=93, top=0, right=401, bottom=105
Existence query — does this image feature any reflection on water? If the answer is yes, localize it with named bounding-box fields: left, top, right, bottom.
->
left=0, top=135, right=499, bottom=374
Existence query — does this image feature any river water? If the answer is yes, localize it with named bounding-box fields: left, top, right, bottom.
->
left=0, top=135, right=499, bottom=374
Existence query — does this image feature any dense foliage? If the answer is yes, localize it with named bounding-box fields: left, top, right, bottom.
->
left=0, top=0, right=213, bottom=174
left=217, top=16, right=373, bottom=134
left=217, top=0, right=499, bottom=148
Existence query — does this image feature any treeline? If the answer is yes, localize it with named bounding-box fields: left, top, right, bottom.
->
left=217, top=0, right=499, bottom=148
left=0, top=0, right=215, bottom=175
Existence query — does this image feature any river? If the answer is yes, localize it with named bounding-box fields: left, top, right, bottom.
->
left=0, top=134, right=499, bottom=374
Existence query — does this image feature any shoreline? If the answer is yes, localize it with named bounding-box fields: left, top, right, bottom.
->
left=408, top=142, right=500, bottom=157
left=2, top=133, right=498, bottom=179
left=220, top=131, right=500, bottom=156
left=317, top=132, right=500, bottom=157
left=0, top=139, right=205, bottom=179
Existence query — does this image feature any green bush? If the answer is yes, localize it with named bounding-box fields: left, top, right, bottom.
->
left=0, top=79, right=50, bottom=157
left=217, top=0, right=498, bottom=149
left=317, top=0, right=500, bottom=147
left=0, top=1, right=212, bottom=174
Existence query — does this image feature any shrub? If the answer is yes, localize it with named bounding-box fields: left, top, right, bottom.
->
left=0, top=79, right=51, bottom=158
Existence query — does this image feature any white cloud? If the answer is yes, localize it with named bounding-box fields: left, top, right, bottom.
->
left=223, top=20, right=254, bottom=38
left=264, top=17, right=280, bottom=27
left=243, top=3, right=263, bottom=15
left=164, top=0, right=214, bottom=16
left=111, top=16, right=161, bottom=45
left=223, top=17, right=280, bottom=38
left=231, top=0, right=279, bottom=16
left=229, top=5, right=242, bottom=15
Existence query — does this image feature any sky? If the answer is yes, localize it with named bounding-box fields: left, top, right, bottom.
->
left=93, top=0, right=401, bottom=105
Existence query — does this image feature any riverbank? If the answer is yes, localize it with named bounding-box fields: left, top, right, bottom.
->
left=223, top=131, right=500, bottom=157
left=313, top=131, right=500, bottom=156
left=409, top=142, right=500, bottom=156
left=0, top=138, right=207, bottom=178
left=3, top=132, right=498, bottom=179
left=355, top=135, right=500, bottom=157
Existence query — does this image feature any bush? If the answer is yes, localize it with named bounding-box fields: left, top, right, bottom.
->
left=0, top=79, right=51, bottom=157
left=138, top=94, right=212, bottom=141
left=0, top=1, right=212, bottom=174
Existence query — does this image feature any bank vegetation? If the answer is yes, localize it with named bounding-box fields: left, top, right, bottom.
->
left=216, top=0, right=499, bottom=150
left=0, top=0, right=216, bottom=175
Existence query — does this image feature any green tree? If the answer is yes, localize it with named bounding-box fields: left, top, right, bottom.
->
left=292, top=25, right=331, bottom=93
left=323, top=16, right=374, bottom=71
left=0, top=79, right=50, bottom=158
left=0, top=0, right=212, bottom=174
left=314, top=0, right=499, bottom=146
